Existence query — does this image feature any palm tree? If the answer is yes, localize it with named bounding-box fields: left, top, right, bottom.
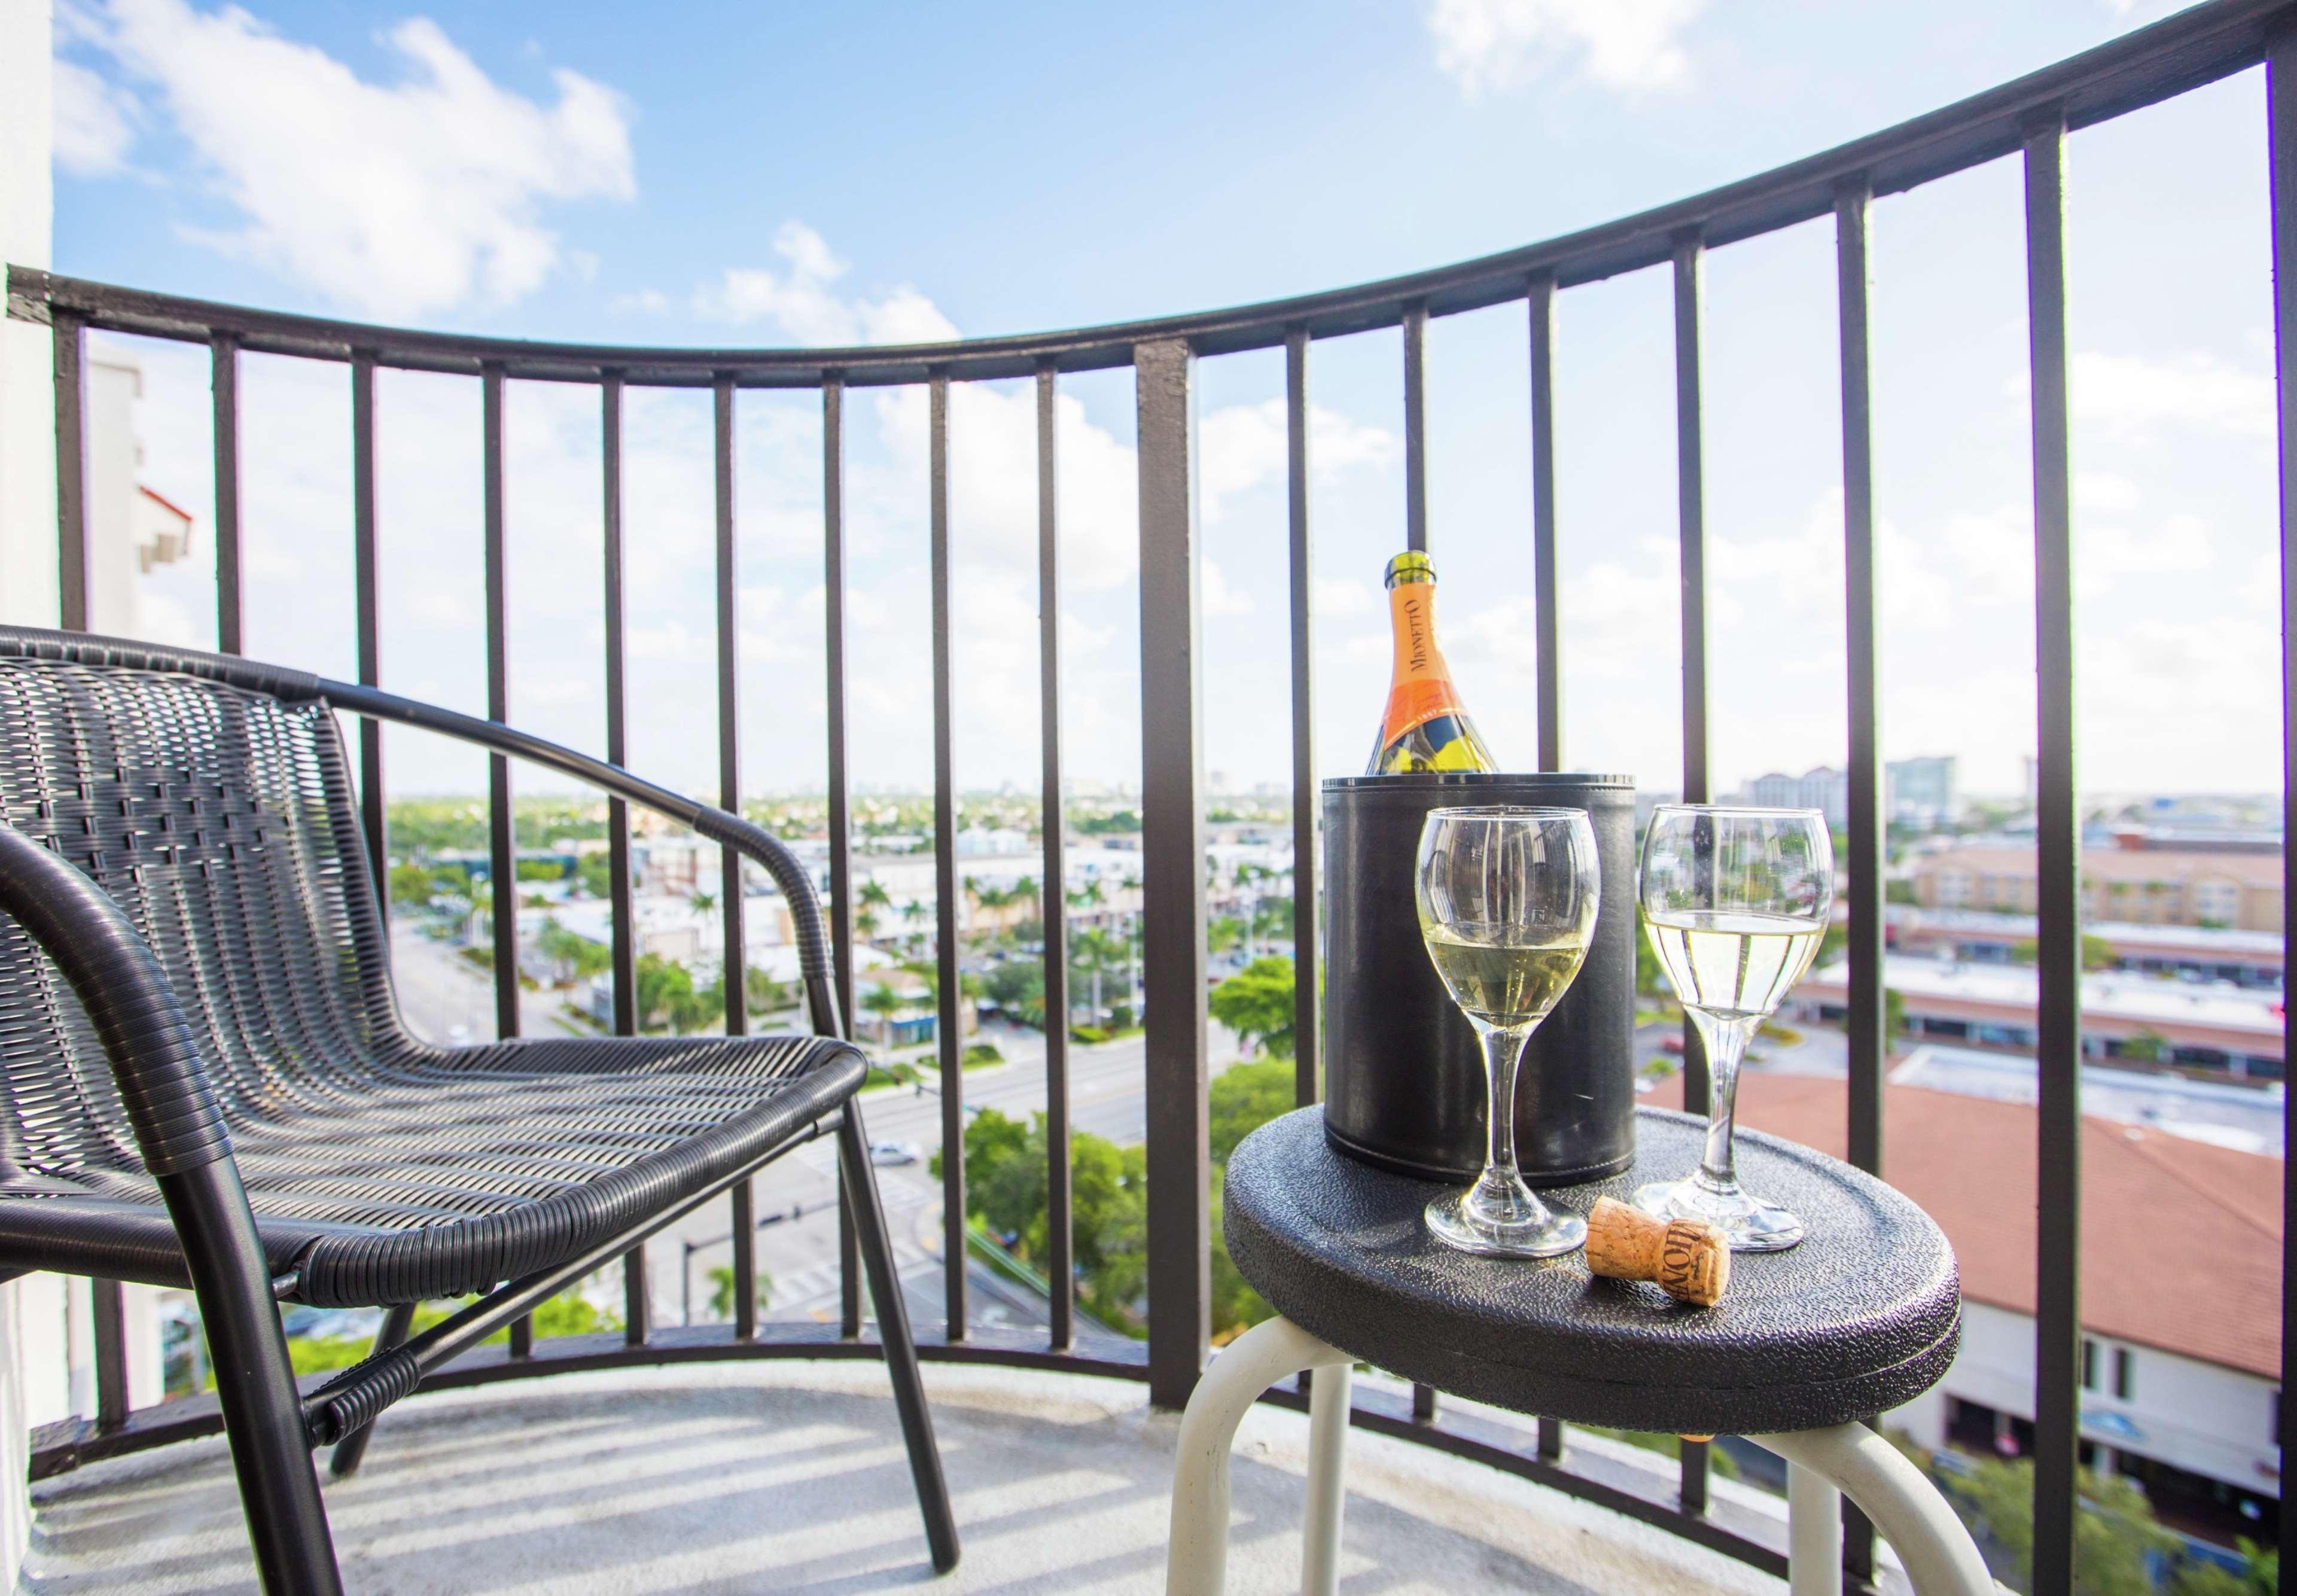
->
left=861, top=983, right=904, bottom=1045
left=1071, top=928, right=1122, bottom=1028
left=690, top=890, right=717, bottom=916
left=855, top=906, right=881, bottom=943
left=901, top=898, right=929, bottom=951
left=859, top=878, right=892, bottom=913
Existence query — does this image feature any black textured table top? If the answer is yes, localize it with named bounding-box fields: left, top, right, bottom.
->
left=1222, top=1107, right=1961, bottom=1436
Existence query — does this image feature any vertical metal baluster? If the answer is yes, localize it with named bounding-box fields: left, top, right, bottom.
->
left=1836, top=178, right=1884, bottom=1591
left=352, top=352, right=385, bottom=908
left=1287, top=327, right=1319, bottom=1111
left=713, top=370, right=758, bottom=1342
left=212, top=332, right=243, bottom=654
left=2268, top=22, right=2297, bottom=1562
left=823, top=374, right=864, bottom=1341
left=1671, top=230, right=1713, bottom=1520
left=1403, top=301, right=1430, bottom=555
left=1401, top=303, right=1442, bottom=1422
left=482, top=363, right=517, bottom=1041
left=2024, top=115, right=2081, bottom=1596
left=54, top=312, right=88, bottom=631
left=1135, top=338, right=1210, bottom=1411
left=1530, top=276, right=1562, bottom=772
left=604, top=376, right=636, bottom=1038
left=482, top=361, right=528, bottom=1359
left=715, top=372, right=748, bottom=1038
left=1038, top=360, right=1076, bottom=1352
left=928, top=370, right=965, bottom=1342
left=624, top=1242, right=649, bottom=1348
left=90, top=1280, right=127, bottom=1430
left=602, top=372, right=645, bottom=1342
left=1525, top=273, right=1573, bottom=1467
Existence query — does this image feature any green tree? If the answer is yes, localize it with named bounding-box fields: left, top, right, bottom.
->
left=535, top=918, right=610, bottom=986
left=635, top=953, right=694, bottom=1033
left=389, top=862, right=441, bottom=909
left=1210, top=1057, right=1297, bottom=1164
left=1209, top=957, right=1298, bottom=1059
left=2118, top=1028, right=2170, bottom=1065
left=2171, top=1540, right=2277, bottom=1596
left=937, top=1109, right=1148, bottom=1333
left=2007, top=934, right=2118, bottom=972
left=706, top=1264, right=773, bottom=1320
left=983, top=961, right=1046, bottom=1029
left=1945, top=1456, right=2173, bottom=1596
left=576, top=852, right=614, bottom=898
left=514, top=858, right=567, bottom=883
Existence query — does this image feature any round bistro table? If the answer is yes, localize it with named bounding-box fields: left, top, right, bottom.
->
left=1165, top=1107, right=1995, bottom=1596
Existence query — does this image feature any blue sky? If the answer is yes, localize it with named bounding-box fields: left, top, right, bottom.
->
left=47, top=0, right=2283, bottom=804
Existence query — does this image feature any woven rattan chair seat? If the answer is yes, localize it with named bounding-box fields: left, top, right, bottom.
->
left=0, top=1033, right=863, bottom=1305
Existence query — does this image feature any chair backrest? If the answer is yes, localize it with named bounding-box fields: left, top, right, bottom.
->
left=0, top=638, right=397, bottom=1182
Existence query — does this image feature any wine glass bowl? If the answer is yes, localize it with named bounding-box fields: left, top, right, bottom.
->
left=1635, top=805, right=1835, bottom=1251
left=1415, top=806, right=1600, bottom=1257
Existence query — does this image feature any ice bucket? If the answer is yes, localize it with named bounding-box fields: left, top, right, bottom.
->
left=1321, top=772, right=1637, bottom=1186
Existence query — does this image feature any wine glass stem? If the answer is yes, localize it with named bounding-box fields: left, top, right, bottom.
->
left=1690, top=1010, right=1757, bottom=1190
left=1480, top=1022, right=1531, bottom=1184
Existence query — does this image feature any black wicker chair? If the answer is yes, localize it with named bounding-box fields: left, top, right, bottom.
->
left=0, top=627, right=958, bottom=1592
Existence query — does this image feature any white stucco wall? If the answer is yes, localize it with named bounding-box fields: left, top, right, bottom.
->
left=1, top=0, right=58, bottom=628
left=2, top=7, right=58, bottom=1581
left=1900, top=1298, right=2280, bottom=1497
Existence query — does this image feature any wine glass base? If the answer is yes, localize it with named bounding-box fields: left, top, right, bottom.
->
left=1632, top=1178, right=1804, bottom=1253
left=1425, top=1189, right=1586, bottom=1259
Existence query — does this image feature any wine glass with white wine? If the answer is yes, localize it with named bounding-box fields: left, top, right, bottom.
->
left=1635, top=805, right=1835, bottom=1251
left=1415, top=806, right=1601, bottom=1257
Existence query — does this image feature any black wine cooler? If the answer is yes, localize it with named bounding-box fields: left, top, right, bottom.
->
left=1320, top=772, right=1638, bottom=1187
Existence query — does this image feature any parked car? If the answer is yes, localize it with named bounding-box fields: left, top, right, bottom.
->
left=870, top=1140, right=923, bottom=1166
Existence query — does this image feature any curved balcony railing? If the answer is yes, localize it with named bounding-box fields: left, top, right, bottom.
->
left=9, top=0, right=2296, bottom=1587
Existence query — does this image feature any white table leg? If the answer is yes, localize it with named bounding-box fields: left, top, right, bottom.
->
left=1749, top=1424, right=1995, bottom=1595
left=1788, top=1462, right=1843, bottom=1596
left=1302, top=1361, right=1353, bottom=1596
left=1166, top=1315, right=1354, bottom=1596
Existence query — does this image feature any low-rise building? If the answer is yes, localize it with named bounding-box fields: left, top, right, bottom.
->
left=1907, top=833, right=2283, bottom=931
left=1888, top=907, right=2284, bottom=990
left=1794, top=955, right=2284, bottom=1077
left=1653, top=1074, right=2281, bottom=1546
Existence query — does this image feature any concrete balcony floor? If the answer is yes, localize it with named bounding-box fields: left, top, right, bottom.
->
left=25, top=1362, right=1786, bottom=1594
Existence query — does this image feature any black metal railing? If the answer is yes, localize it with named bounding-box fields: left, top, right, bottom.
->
left=10, top=1, right=2297, bottom=1586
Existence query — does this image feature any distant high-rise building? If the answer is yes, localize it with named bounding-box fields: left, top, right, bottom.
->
left=1887, top=756, right=1958, bottom=828
left=1747, top=766, right=1848, bottom=829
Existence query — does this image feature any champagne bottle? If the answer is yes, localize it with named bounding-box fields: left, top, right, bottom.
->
left=1366, top=550, right=1499, bottom=774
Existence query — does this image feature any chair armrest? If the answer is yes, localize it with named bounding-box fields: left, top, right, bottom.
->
left=317, top=680, right=845, bottom=1037
left=0, top=824, right=231, bottom=1175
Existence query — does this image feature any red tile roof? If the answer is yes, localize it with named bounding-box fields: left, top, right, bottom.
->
left=1644, top=1073, right=2281, bottom=1379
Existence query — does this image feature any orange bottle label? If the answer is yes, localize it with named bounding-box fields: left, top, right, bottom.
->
left=1379, top=584, right=1464, bottom=747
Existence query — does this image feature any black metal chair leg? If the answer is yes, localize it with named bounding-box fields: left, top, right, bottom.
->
left=172, top=1164, right=345, bottom=1595
left=329, top=1300, right=417, bottom=1479
left=838, top=1098, right=960, bottom=1574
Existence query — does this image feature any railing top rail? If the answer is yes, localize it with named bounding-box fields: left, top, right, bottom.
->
left=8, top=0, right=2286, bottom=387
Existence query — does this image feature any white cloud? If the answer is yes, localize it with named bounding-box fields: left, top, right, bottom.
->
left=2060, top=349, right=2275, bottom=444
left=1314, top=577, right=1376, bottom=617
left=694, top=222, right=960, bottom=345
left=53, top=56, right=139, bottom=175
left=82, top=0, right=634, bottom=317
left=1427, top=0, right=1706, bottom=98
left=1198, top=398, right=1399, bottom=524
left=1202, top=561, right=1255, bottom=617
